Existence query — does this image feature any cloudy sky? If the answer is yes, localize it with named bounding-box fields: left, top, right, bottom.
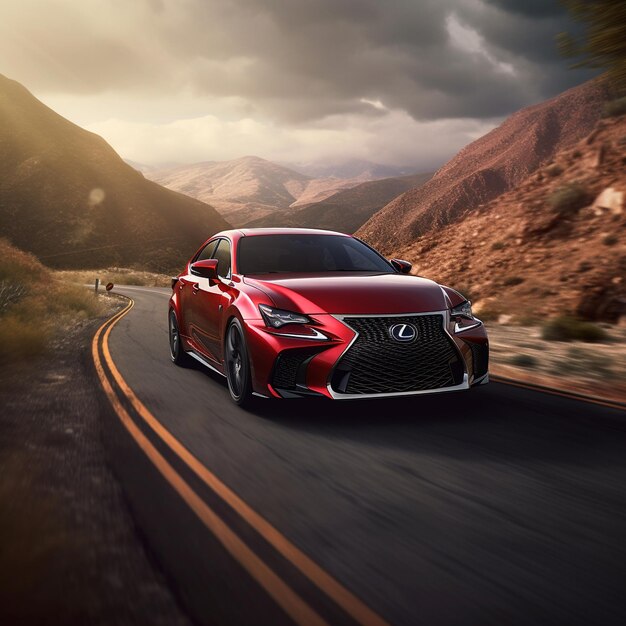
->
left=0, top=0, right=595, bottom=170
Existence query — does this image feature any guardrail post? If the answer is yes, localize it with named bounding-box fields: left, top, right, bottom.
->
left=95, top=278, right=99, bottom=294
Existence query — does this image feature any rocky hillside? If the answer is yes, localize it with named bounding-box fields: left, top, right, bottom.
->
left=357, top=78, right=609, bottom=254
left=0, top=75, right=230, bottom=271
left=396, top=111, right=626, bottom=322
left=246, top=171, right=433, bottom=233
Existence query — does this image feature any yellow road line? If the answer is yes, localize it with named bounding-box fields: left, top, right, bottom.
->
left=92, top=301, right=329, bottom=626
left=98, top=299, right=389, bottom=626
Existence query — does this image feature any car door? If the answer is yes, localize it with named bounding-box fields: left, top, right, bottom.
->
left=189, top=238, right=233, bottom=364
left=179, top=239, right=217, bottom=342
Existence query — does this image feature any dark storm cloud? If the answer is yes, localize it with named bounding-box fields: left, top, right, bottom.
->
left=0, top=0, right=598, bottom=123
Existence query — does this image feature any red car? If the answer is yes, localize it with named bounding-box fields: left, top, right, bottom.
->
left=169, top=228, right=489, bottom=406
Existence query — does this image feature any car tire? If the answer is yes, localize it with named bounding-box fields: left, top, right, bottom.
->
left=224, top=318, right=253, bottom=407
left=169, top=309, right=190, bottom=365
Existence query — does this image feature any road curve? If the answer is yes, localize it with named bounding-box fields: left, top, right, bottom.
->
left=97, top=285, right=626, bottom=626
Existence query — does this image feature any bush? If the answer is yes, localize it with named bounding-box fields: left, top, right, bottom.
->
left=548, top=183, right=591, bottom=214
left=602, top=97, right=626, bottom=118
left=0, top=239, right=104, bottom=370
left=603, top=234, right=618, bottom=246
left=546, top=164, right=564, bottom=177
left=491, top=241, right=506, bottom=251
left=541, top=316, right=608, bottom=342
left=509, top=353, right=537, bottom=368
left=503, top=276, right=525, bottom=286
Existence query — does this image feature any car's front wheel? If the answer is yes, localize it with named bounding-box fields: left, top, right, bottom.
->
left=224, top=318, right=253, bottom=407
left=169, top=309, right=190, bottom=365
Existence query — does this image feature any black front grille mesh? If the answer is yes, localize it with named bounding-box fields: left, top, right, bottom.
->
left=272, top=349, right=319, bottom=389
left=331, top=315, right=462, bottom=395
left=468, top=341, right=489, bottom=378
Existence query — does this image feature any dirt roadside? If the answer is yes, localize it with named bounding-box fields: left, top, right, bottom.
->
left=0, top=296, right=191, bottom=626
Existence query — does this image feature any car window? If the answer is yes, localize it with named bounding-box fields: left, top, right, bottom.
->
left=212, top=239, right=231, bottom=278
left=237, top=234, right=393, bottom=274
left=196, top=240, right=218, bottom=262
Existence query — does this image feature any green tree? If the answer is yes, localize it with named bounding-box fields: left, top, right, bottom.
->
left=557, top=0, right=626, bottom=95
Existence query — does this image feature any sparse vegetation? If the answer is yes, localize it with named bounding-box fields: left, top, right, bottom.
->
left=541, top=315, right=608, bottom=342
left=509, top=353, right=537, bottom=368
left=503, top=276, right=525, bottom=286
left=602, top=234, right=618, bottom=246
left=548, top=182, right=591, bottom=214
left=546, top=164, right=564, bottom=177
left=558, top=0, right=626, bottom=96
left=491, top=241, right=506, bottom=251
left=572, top=149, right=582, bottom=158
left=602, top=97, right=626, bottom=118
left=0, top=239, right=104, bottom=369
left=55, top=268, right=171, bottom=288
left=551, top=347, right=616, bottom=379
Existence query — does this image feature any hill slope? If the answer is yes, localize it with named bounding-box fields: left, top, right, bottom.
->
left=0, top=74, right=230, bottom=270
left=148, top=156, right=312, bottom=226
left=357, top=78, right=609, bottom=254
left=246, top=171, right=433, bottom=233
left=395, top=111, right=626, bottom=321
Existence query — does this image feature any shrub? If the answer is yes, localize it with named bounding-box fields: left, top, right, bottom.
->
left=491, top=241, right=506, bottom=251
left=546, top=164, right=564, bottom=177
left=503, top=276, right=525, bottom=286
left=548, top=183, right=591, bottom=214
left=572, top=150, right=582, bottom=158
left=602, top=97, right=626, bottom=118
left=509, top=353, right=537, bottom=368
left=541, top=316, right=608, bottom=342
left=603, top=234, right=618, bottom=246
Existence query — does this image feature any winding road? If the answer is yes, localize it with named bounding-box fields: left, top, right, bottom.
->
left=94, top=286, right=626, bottom=626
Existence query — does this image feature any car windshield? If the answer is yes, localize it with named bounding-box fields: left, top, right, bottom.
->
left=237, top=234, right=394, bottom=274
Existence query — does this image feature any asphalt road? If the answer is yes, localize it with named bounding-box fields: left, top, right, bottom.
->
left=99, top=285, right=626, bottom=626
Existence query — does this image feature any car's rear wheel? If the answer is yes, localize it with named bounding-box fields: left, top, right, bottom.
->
left=225, top=319, right=253, bottom=407
left=169, top=309, right=190, bottom=365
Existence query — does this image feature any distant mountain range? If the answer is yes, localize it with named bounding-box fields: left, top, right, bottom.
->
left=283, top=159, right=415, bottom=180
left=142, top=156, right=422, bottom=227
left=246, top=171, right=433, bottom=233
left=0, top=74, right=230, bottom=270
left=357, top=78, right=610, bottom=254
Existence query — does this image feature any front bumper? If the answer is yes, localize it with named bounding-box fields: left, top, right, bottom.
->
left=245, top=311, right=489, bottom=399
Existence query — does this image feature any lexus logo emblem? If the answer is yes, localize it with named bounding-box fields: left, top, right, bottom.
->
left=389, top=323, right=417, bottom=342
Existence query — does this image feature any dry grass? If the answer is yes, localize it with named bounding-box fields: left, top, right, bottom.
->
left=0, top=454, right=88, bottom=625
left=0, top=239, right=105, bottom=369
left=55, top=267, right=171, bottom=288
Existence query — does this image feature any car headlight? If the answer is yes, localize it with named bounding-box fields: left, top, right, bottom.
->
left=259, top=304, right=311, bottom=328
left=450, top=300, right=474, bottom=320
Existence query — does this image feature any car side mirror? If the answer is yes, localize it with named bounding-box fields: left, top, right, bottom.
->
left=390, top=259, right=412, bottom=274
left=190, top=259, right=218, bottom=280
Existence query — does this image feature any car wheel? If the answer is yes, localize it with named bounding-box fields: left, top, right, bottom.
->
left=225, top=318, right=253, bottom=407
left=169, top=309, right=189, bottom=365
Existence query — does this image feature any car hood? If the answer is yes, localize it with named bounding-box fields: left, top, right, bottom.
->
left=243, top=272, right=448, bottom=315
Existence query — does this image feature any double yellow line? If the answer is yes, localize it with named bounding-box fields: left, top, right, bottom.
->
left=92, top=297, right=389, bottom=626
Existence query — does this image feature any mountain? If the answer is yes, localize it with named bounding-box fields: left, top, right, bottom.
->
left=246, top=171, right=433, bottom=233
left=147, top=156, right=312, bottom=226
left=0, top=74, right=230, bottom=271
left=383, top=103, right=626, bottom=321
left=357, top=78, right=610, bottom=255
left=286, top=159, right=414, bottom=179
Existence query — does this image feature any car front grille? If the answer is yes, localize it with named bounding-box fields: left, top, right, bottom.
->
left=330, top=314, right=463, bottom=395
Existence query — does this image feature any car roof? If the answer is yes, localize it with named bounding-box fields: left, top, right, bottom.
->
left=237, top=227, right=350, bottom=237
